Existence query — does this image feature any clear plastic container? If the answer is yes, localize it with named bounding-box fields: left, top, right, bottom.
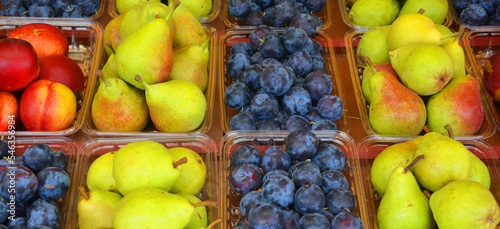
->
left=107, top=0, right=220, bottom=24
left=67, top=134, right=222, bottom=228
left=338, top=0, right=453, bottom=31
left=218, top=30, right=351, bottom=134
left=221, top=131, right=363, bottom=228
left=0, top=18, right=103, bottom=136
left=223, top=0, right=332, bottom=31
left=5, top=137, right=79, bottom=229
left=449, top=1, right=500, bottom=29
left=0, top=1, right=105, bottom=20
left=81, top=26, right=216, bottom=137
left=344, top=29, right=497, bottom=140
left=462, top=27, right=500, bottom=134
left=354, top=135, right=500, bottom=228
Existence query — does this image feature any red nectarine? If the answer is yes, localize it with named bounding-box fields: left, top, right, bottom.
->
left=0, top=38, right=40, bottom=91
left=20, top=79, right=76, bottom=131
left=0, top=91, right=19, bottom=131
left=8, top=23, right=69, bottom=59
left=38, top=54, right=85, bottom=92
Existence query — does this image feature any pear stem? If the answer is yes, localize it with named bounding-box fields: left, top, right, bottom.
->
left=206, top=218, right=223, bottom=229
left=96, top=70, right=111, bottom=87
left=440, top=32, right=459, bottom=42
left=192, top=200, right=218, bottom=208
left=404, top=154, right=424, bottom=173
left=423, top=125, right=430, bottom=133
left=134, top=75, right=152, bottom=90
left=418, top=8, right=425, bottom=14
left=78, top=186, right=89, bottom=200
left=173, top=157, right=188, bottom=168
left=444, top=124, right=454, bottom=139
left=363, top=57, right=377, bottom=74
left=201, top=30, right=214, bottom=49
left=423, top=190, right=432, bottom=199
left=166, top=0, right=180, bottom=21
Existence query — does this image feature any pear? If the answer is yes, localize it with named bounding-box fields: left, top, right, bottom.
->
left=361, top=60, right=399, bottom=104
left=115, top=18, right=174, bottom=90
left=102, top=54, right=119, bottom=80
left=368, top=66, right=427, bottom=135
left=169, top=35, right=210, bottom=91
left=103, top=14, right=123, bottom=55
left=426, top=75, right=484, bottom=136
left=169, top=0, right=212, bottom=17
left=136, top=76, right=207, bottom=133
left=113, top=188, right=193, bottom=229
left=78, top=187, right=122, bottom=229
left=86, top=152, right=119, bottom=193
left=398, top=0, right=449, bottom=24
left=112, top=140, right=187, bottom=195
left=91, top=71, right=149, bottom=132
left=469, top=152, right=491, bottom=189
left=371, top=137, right=422, bottom=197
left=377, top=164, right=435, bottom=229
left=357, top=26, right=391, bottom=65
left=171, top=2, right=208, bottom=48
left=412, top=126, right=472, bottom=192
left=389, top=43, right=454, bottom=96
left=119, top=2, right=176, bottom=41
left=116, top=0, right=160, bottom=14
left=348, top=0, right=399, bottom=27
left=430, top=180, right=500, bottom=229
left=441, top=37, right=466, bottom=79
left=387, top=13, right=456, bottom=51
left=169, top=147, right=207, bottom=195
left=178, top=193, right=208, bottom=229
left=435, top=24, right=454, bottom=44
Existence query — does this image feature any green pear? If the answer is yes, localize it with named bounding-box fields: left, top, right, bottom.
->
left=389, top=43, right=454, bottom=96
left=169, top=36, right=210, bottom=92
left=86, top=152, right=119, bottom=193
left=430, top=180, right=500, bottom=229
left=348, top=0, right=399, bottom=27
left=369, top=67, right=427, bottom=135
left=169, top=0, right=212, bottom=17
left=119, top=2, right=176, bottom=40
left=469, top=152, right=491, bottom=189
left=435, top=24, right=454, bottom=44
left=357, top=26, right=391, bottom=65
left=91, top=71, right=149, bottom=132
left=103, top=14, right=123, bottom=55
left=377, top=165, right=435, bottom=229
left=371, top=137, right=422, bottom=197
left=136, top=77, right=207, bottom=133
left=116, top=0, right=160, bottom=14
left=387, top=13, right=455, bottom=51
left=113, top=141, right=186, bottom=195
left=426, top=75, right=484, bottom=136
left=102, top=54, right=119, bottom=80
left=78, top=187, right=122, bottom=229
left=115, top=18, right=174, bottom=90
left=178, top=193, right=208, bottom=229
left=412, top=127, right=472, bottom=192
left=113, top=188, right=193, bottom=229
left=441, top=37, right=466, bottom=79
left=171, top=3, right=208, bottom=48
left=169, top=147, right=207, bottom=195
left=398, top=0, right=449, bottom=24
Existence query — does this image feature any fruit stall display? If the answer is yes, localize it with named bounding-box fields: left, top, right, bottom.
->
left=344, top=28, right=498, bottom=139
left=1, top=0, right=500, bottom=228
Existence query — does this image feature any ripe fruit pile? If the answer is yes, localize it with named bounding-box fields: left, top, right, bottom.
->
left=347, top=0, right=448, bottom=27
left=0, top=23, right=86, bottom=132
left=0, top=0, right=101, bottom=17
left=371, top=126, right=500, bottom=228
left=227, top=0, right=326, bottom=27
left=0, top=141, right=71, bottom=228
left=452, top=0, right=500, bottom=25
left=229, top=130, right=364, bottom=228
left=78, top=140, right=220, bottom=229
left=356, top=13, right=484, bottom=136
left=224, top=25, right=343, bottom=131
